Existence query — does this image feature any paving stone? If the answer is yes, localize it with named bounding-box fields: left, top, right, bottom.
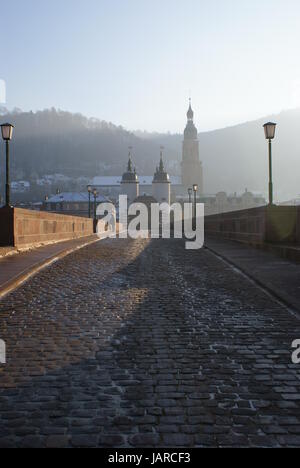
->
left=45, top=435, right=70, bottom=448
left=277, top=435, right=300, bottom=447
left=0, top=238, right=300, bottom=448
left=162, top=434, right=194, bottom=447
left=129, top=434, right=160, bottom=447
left=19, top=436, right=45, bottom=448
left=217, top=434, right=249, bottom=447
left=249, top=435, right=279, bottom=448
left=71, top=435, right=98, bottom=448
left=98, top=435, right=125, bottom=447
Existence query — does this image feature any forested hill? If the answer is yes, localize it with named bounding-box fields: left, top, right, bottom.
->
left=1, top=107, right=300, bottom=200
left=0, top=108, right=179, bottom=181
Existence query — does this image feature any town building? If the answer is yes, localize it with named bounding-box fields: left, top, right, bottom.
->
left=152, top=150, right=171, bottom=204
left=90, top=174, right=182, bottom=200
left=11, top=181, right=30, bottom=193
left=90, top=102, right=202, bottom=200
left=120, top=150, right=139, bottom=204
left=280, top=197, right=300, bottom=206
left=88, top=102, right=265, bottom=214
left=43, top=192, right=110, bottom=217
left=202, top=190, right=265, bottom=215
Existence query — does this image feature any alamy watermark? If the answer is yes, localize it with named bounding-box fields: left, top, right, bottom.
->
left=96, top=195, right=204, bottom=250
left=292, top=340, right=300, bottom=364
left=0, top=340, right=6, bottom=364
left=0, top=79, right=6, bottom=104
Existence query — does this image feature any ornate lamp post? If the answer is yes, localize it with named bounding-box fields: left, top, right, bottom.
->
left=188, top=188, right=193, bottom=220
left=44, top=195, right=49, bottom=211
left=87, top=186, right=92, bottom=218
left=263, top=122, right=277, bottom=206
left=93, top=188, right=98, bottom=221
left=1, top=123, right=14, bottom=207
left=193, top=184, right=198, bottom=219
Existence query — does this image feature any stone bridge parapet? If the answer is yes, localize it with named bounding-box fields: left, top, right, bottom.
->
left=205, top=205, right=300, bottom=245
left=0, top=207, right=94, bottom=248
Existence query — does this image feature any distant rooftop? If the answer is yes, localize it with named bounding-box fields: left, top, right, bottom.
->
left=45, top=192, right=110, bottom=203
left=91, top=176, right=182, bottom=186
left=280, top=198, right=300, bottom=206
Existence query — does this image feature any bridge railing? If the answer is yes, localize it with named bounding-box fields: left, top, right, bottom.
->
left=205, top=205, right=300, bottom=245
left=0, top=207, right=94, bottom=248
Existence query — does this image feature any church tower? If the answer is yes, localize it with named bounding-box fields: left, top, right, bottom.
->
left=182, top=100, right=203, bottom=194
left=152, top=147, right=171, bottom=204
left=120, top=147, right=139, bottom=204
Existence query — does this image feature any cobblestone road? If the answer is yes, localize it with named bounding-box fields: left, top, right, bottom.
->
left=1, top=238, right=300, bottom=448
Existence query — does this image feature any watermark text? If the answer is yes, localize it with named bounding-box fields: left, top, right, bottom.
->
left=292, top=340, right=300, bottom=364
left=96, top=196, right=204, bottom=250
left=0, top=340, right=6, bottom=364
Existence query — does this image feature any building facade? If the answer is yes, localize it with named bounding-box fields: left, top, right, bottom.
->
left=43, top=192, right=110, bottom=217
left=203, top=190, right=266, bottom=215
left=152, top=151, right=171, bottom=204
left=120, top=152, right=139, bottom=204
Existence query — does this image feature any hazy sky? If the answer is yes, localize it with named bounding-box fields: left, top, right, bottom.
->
left=1, top=0, right=300, bottom=132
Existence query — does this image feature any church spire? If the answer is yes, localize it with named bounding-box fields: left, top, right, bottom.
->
left=153, top=146, right=170, bottom=183
left=187, top=98, right=194, bottom=121
left=127, top=146, right=133, bottom=172
left=122, top=146, right=139, bottom=183
left=184, top=99, right=197, bottom=140
left=159, top=146, right=165, bottom=172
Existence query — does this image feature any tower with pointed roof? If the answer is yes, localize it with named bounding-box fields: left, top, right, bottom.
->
left=120, top=147, right=139, bottom=204
left=182, top=100, right=203, bottom=194
left=152, top=147, right=171, bottom=204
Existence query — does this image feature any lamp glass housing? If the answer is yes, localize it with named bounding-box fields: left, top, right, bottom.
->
left=1, top=123, right=14, bottom=141
left=263, top=122, right=277, bottom=140
left=193, top=184, right=198, bottom=193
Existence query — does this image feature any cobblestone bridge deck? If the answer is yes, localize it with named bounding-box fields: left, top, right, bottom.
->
left=0, top=238, right=300, bottom=448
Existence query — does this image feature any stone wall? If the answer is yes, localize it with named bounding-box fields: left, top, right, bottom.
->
left=0, top=207, right=14, bottom=247
left=205, top=205, right=300, bottom=245
left=0, top=207, right=94, bottom=248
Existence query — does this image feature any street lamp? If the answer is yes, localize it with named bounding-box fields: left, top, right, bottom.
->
left=93, top=188, right=98, bottom=220
left=188, top=188, right=193, bottom=220
left=44, top=195, right=49, bottom=211
left=1, top=123, right=14, bottom=207
left=263, top=122, right=277, bottom=206
left=193, top=184, right=198, bottom=226
left=87, top=186, right=92, bottom=218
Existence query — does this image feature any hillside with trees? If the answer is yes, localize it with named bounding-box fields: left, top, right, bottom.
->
left=0, top=107, right=299, bottom=202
